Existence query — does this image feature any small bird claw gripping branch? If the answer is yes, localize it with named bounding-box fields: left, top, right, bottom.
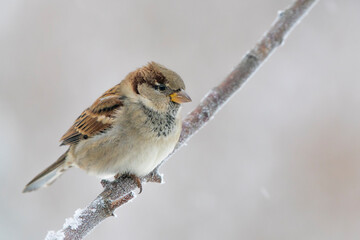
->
left=46, top=0, right=318, bottom=239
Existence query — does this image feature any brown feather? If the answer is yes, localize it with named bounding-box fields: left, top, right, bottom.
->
left=60, top=85, right=123, bottom=146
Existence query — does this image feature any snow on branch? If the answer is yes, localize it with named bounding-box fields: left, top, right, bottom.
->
left=46, top=0, right=318, bottom=239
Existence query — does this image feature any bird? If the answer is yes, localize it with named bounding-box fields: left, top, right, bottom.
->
left=23, top=62, right=191, bottom=193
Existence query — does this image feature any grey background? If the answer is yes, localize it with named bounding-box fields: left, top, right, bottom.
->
left=1, top=0, right=360, bottom=239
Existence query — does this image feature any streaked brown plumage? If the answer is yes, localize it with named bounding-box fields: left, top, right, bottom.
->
left=60, top=85, right=123, bottom=145
left=23, top=62, right=191, bottom=193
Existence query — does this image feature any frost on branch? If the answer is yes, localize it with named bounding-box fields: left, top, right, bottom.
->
left=45, top=230, right=65, bottom=240
left=64, top=209, right=83, bottom=230
left=45, top=208, right=83, bottom=239
left=45, top=192, right=134, bottom=240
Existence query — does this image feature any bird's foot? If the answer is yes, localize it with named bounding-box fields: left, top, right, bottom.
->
left=114, top=173, right=143, bottom=194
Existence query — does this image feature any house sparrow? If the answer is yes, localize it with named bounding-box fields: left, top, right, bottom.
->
left=23, top=62, right=191, bottom=193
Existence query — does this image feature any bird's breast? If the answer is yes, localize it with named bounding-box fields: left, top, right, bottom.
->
left=71, top=103, right=181, bottom=178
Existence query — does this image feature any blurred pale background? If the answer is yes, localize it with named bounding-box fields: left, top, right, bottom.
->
left=1, top=0, right=360, bottom=239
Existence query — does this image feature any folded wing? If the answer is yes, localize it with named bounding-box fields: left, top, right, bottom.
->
left=60, top=85, right=123, bottom=146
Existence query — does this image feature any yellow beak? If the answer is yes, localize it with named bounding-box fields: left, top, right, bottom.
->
left=170, top=90, right=192, bottom=104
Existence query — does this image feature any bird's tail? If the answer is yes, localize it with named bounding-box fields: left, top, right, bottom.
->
left=23, top=150, right=71, bottom=193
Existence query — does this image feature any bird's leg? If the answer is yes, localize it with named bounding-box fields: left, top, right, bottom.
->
left=114, top=173, right=143, bottom=194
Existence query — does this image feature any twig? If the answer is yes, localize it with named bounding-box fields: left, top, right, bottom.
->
left=45, top=0, right=318, bottom=239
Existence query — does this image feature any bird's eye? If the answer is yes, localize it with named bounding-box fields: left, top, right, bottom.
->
left=159, top=84, right=166, bottom=91
left=154, top=84, right=166, bottom=91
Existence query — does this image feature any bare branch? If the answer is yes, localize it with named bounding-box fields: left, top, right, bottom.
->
left=46, top=0, right=318, bottom=239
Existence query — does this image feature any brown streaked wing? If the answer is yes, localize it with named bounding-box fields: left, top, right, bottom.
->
left=60, top=87, right=123, bottom=146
